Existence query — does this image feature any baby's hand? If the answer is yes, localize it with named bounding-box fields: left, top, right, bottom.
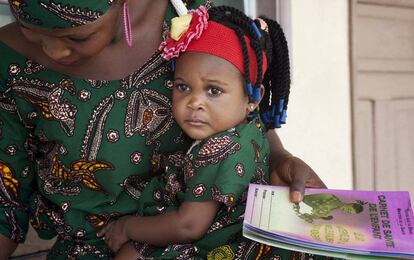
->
left=97, top=216, right=132, bottom=252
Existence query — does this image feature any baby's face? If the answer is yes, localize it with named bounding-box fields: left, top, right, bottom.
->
left=172, top=52, right=250, bottom=140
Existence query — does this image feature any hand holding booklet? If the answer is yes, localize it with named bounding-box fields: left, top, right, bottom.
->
left=243, top=184, right=414, bottom=259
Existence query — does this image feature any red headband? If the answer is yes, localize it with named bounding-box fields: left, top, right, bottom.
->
left=161, top=7, right=267, bottom=85
left=186, top=21, right=267, bottom=85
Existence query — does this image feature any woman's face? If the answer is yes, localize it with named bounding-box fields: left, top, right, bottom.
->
left=172, top=52, right=251, bottom=140
left=19, top=3, right=121, bottom=66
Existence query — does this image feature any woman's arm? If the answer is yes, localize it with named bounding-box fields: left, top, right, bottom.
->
left=0, top=234, right=17, bottom=260
left=98, top=200, right=220, bottom=252
left=266, top=130, right=326, bottom=202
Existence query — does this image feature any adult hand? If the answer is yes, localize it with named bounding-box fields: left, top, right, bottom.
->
left=270, top=154, right=326, bottom=203
left=266, top=131, right=326, bottom=203
left=97, top=216, right=133, bottom=253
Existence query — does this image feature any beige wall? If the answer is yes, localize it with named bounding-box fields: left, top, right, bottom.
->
left=277, top=0, right=353, bottom=189
left=0, top=4, right=12, bottom=25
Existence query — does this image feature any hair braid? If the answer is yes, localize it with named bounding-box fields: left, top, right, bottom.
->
left=207, top=6, right=291, bottom=128
left=219, top=12, right=266, bottom=90
left=260, top=17, right=290, bottom=117
left=209, top=6, right=265, bottom=98
left=249, top=35, right=264, bottom=87
left=232, top=26, right=252, bottom=89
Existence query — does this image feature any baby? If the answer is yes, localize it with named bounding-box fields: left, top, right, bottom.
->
left=99, top=5, right=292, bottom=259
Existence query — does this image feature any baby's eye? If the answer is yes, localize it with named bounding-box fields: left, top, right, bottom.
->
left=208, top=87, right=223, bottom=96
left=174, top=83, right=190, bottom=92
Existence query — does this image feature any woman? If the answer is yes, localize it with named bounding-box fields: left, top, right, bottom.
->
left=0, top=0, right=324, bottom=258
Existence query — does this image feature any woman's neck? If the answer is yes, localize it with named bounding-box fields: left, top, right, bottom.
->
left=77, top=0, right=170, bottom=80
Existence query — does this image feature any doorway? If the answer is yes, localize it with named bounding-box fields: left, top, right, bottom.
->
left=351, top=0, right=414, bottom=201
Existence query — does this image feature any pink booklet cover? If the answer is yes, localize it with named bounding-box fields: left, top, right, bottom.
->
left=244, top=184, right=414, bottom=258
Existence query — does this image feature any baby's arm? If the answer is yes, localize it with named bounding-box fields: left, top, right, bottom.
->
left=98, top=200, right=220, bottom=252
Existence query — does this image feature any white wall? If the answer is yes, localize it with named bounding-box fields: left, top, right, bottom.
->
left=0, top=4, right=12, bottom=26
left=277, top=0, right=353, bottom=189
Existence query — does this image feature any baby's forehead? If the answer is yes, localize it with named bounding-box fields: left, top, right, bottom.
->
left=176, top=52, right=241, bottom=71
left=174, top=52, right=244, bottom=81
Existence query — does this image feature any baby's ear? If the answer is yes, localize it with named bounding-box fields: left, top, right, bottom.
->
left=257, top=84, right=265, bottom=104
left=247, top=85, right=265, bottom=112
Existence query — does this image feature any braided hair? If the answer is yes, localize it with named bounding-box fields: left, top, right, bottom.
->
left=208, top=6, right=291, bottom=129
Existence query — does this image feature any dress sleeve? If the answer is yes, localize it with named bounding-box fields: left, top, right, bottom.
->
left=182, top=129, right=269, bottom=208
left=0, top=86, right=35, bottom=243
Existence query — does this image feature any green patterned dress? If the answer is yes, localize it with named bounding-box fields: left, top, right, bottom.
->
left=0, top=2, right=191, bottom=256
left=0, top=1, right=336, bottom=259
left=133, top=119, right=271, bottom=259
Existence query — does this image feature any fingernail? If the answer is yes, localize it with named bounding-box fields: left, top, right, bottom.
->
left=292, top=191, right=302, bottom=202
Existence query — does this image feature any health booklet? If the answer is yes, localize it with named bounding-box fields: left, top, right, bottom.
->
left=243, top=184, right=414, bottom=259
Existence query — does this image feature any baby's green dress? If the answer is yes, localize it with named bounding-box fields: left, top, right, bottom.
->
left=134, top=119, right=272, bottom=259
